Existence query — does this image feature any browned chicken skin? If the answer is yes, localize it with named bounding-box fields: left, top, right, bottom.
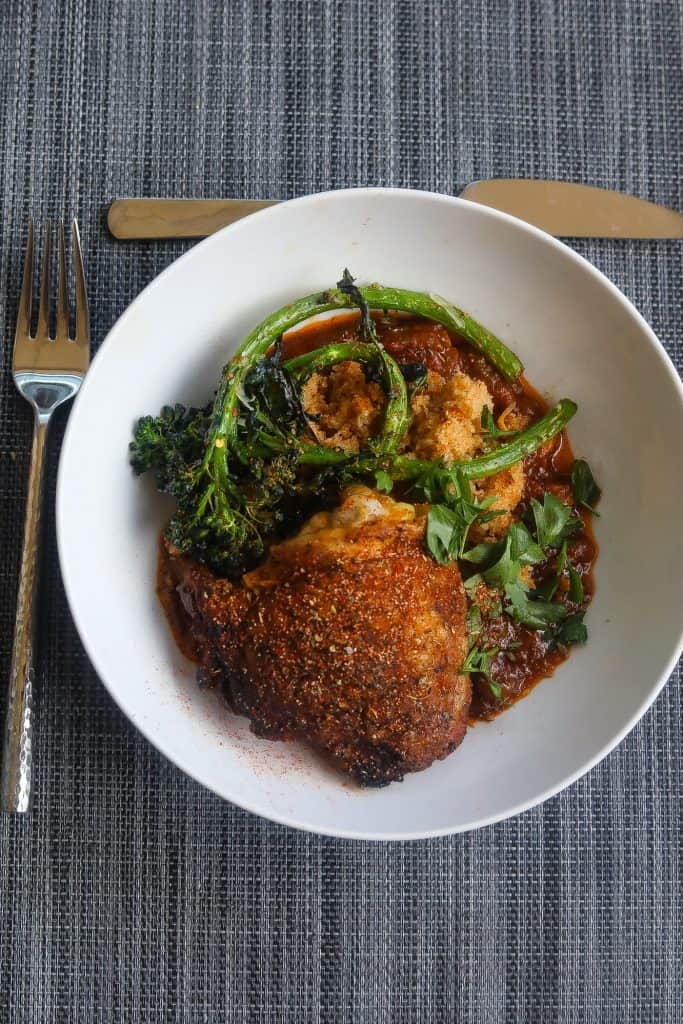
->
left=162, top=486, right=471, bottom=786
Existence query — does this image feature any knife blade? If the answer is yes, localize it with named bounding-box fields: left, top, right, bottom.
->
left=460, top=179, right=683, bottom=238
left=107, top=182, right=683, bottom=241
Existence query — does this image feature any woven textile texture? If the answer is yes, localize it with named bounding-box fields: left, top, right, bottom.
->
left=1, top=1, right=682, bottom=1021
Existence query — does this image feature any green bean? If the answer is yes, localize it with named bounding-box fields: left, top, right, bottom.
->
left=457, top=399, right=577, bottom=478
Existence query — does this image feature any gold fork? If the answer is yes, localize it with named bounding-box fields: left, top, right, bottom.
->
left=0, top=221, right=90, bottom=813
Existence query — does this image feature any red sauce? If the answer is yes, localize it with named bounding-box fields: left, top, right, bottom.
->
left=282, top=311, right=599, bottom=722
left=283, top=312, right=461, bottom=377
left=157, top=539, right=202, bottom=663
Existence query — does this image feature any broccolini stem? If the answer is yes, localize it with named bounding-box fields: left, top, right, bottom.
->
left=386, top=399, right=577, bottom=481
left=283, top=341, right=376, bottom=377
left=206, top=292, right=338, bottom=469
left=336, top=286, right=523, bottom=382
left=456, top=399, right=577, bottom=479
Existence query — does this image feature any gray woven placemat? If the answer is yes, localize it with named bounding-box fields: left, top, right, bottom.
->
left=0, top=1, right=681, bottom=1021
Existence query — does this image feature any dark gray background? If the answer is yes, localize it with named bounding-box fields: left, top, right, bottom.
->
left=1, top=1, right=681, bottom=1021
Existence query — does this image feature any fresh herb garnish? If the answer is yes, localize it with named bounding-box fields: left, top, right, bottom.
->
left=426, top=498, right=497, bottom=564
left=556, top=540, right=568, bottom=577
left=426, top=505, right=465, bottom=565
left=568, top=566, right=584, bottom=604
left=548, top=612, right=588, bottom=649
left=503, top=581, right=568, bottom=630
left=571, top=459, right=601, bottom=515
left=530, top=492, right=581, bottom=549
left=480, top=404, right=518, bottom=441
left=535, top=540, right=568, bottom=600
left=373, top=468, right=394, bottom=494
left=462, top=645, right=502, bottom=700
left=424, top=471, right=501, bottom=564
left=459, top=485, right=592, bottom=650
left=502, top=568, right=588, bottom=649
left=467, top=602, right=483, bottom=639
left=463, top=522, right=545, bottom=591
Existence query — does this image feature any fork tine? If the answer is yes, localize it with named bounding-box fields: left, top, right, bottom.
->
left=55, top=221, right=69, bottom=340
left=35, top=222, right=52, bottom=340
left=72, top=220, right=89, bottom=344
left=15, top=219, right=34, bottom=341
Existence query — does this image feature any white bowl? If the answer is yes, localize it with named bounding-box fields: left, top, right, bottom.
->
left=57, top=188, right=683, bottom=840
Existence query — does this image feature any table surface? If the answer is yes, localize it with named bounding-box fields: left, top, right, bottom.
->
left=1, top=1, right=682, bottom=1021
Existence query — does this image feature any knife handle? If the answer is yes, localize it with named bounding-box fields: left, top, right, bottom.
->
left=107, top=198, right=279, bottom=240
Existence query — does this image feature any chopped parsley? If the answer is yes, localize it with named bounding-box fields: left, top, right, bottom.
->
left=530, top=492, right=581, bottom=549
left=462, top=644, right=502, bottom=700
left=568, top=566, right=584, bottom=604
left=373, top=468, right=394, bottom=494
left=423, top=469, right=594, bottom=658
left=503, top=581, right=568, bottom=630
left=425, top=472, right=501, bottom=565
left=534, top=541, right=567, bottom=601
left=548, top=612, right=588, bottom=649
left=571, top=459, right=601, bottom=515
left=462, top=522, right=544, bottom=591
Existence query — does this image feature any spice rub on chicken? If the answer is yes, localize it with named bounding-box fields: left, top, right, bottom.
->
left=162, top=487, right=471, bottom=786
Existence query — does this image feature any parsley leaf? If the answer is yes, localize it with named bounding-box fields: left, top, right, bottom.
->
left=464, top=522, right=545, bottom=591
left=461, top=538, right=504, bottom=569
left=409, top=460, right=472, bottom=504
left=571, top=459, right=601, bottom=515
left=462, top=645, right=502, bottom=700
left=467, top=602, right=483, bottom=639
left=556, top=539, right=568, bottom=576
left=504, top=581, right=568, bottom=630
left=426, top=495, right=499, bottom=564
left=487, top=679, right=503, bottom=701
left=373, top=468, right=393, bottom=494
left=530, top=492, right=582, bottom=549
left=424, top=470, right=502, bottom=565
left=535, top=541, right=567, bottom=601
left=548, top=612, right=588, bottom=649
left=568, top=566, right=584, bottom=604
left=426, top=505, right=463, bottom=565
left=480, top=404, right=518, bottom=441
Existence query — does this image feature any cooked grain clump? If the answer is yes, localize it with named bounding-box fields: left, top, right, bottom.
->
left=301, top=361, right=385, bottom=454
left=405, top=371, right=492, bottom=462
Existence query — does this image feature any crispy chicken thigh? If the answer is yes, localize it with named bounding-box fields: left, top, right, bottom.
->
left=163, top=486, right=471, bottom=786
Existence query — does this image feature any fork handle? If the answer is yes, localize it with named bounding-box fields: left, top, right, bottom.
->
left=1, top=414, right=49, bottom=812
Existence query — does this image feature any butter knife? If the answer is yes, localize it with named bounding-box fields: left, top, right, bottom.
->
left=107, top=181, right=683, bottom=241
